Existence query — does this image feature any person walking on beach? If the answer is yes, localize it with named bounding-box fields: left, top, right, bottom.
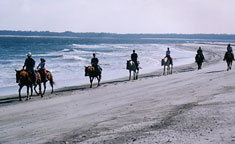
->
left=91, top=53, right=101, bottom=74
left=131, top=50, right=139, bottom=70
left=37, top=58, right=47, bottom=81
left=165, top=48, right=173, bottom=65
left=23, top=52, right=36, bottom=84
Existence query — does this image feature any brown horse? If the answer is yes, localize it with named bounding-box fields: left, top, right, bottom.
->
left=15, top=70, right=43, bottom=101
left=224, top=52, right=234, bottom=71
left=85, top=66, right=102, bottom=88
left=35, top=70, right=54, bottom=95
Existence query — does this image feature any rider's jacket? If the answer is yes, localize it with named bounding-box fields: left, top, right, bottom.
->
left=91, top=57, right=99, bottom=66
left=24, top=57, right=35, bottom=71
left=131, top=53, right=138, bottom=62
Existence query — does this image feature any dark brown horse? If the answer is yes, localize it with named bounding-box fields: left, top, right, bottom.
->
left=85, top=66, right=102, bottom=88
left=15, top=70, right=43, bottom=101
left=195, top=53, right=205, bottom=70
left=224, top=52, right=234, bottom=71
left=35, top=70, right=55, bottom=95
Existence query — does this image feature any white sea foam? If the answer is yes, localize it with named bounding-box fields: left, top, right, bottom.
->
left=0, top=43, right=195, bottom=96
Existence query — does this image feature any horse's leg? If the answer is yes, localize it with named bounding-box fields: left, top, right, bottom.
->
left=227, top=61, right=230, bottom=71
left=198, top=63, right=201, bottom=70
left=30, top=85, right=33, bottom=99
left=129, top=70, right=131, bottom=80
left=26, top=86, right=29, bottom=101
left=43, top=82, right=46, bottom=95
left=34, top=84, right=39, bottom=95
left=18, top=85, right=23, bottom=101
left=133, top=71, right=136, bottom=80
left=171, top=64, right=173, bottom=74
left=167, top=65, right=170, bottom=75
left=90, top=77, right=93, bottom=88
left=50, top=79, right=54, bottom=94
left=230, top=61, right=232, bottom=70
left=97, top=75, right=101, bottom=86
left=39, top=83, right=43, bottom=97
left=136, top=70, right=139, bottom=79
left=163, top=65, right=166, bottom=75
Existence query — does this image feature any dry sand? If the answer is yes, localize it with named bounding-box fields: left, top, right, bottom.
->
left=1, top=43, right=235, bottom=144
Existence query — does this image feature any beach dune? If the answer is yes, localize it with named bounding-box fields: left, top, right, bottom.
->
left=1, top=44, right=235, bottom=144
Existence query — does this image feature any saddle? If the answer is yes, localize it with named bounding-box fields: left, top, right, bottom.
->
left=25, top=69, right=36, bottom=83
left=38, top=69, right=47, bottom=81
left=90, top=65, right=102, bottom=75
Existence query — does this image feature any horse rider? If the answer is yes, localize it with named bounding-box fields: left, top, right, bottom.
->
left=37, top=58, right=47, bottom=81
left=91, top=53, right=101, bottom=74
left=224, top=44, right=235, bottom=61
left=197, top=47, right=205, bottom=59
left=23, top=52, right=36, bottom=84
left=227, top=43, right=233, bottom=53
left=165, top=47, right=173, bottom=64
left=227, top=44, right=234, bottom=59
left=131, top=50, right=139, bottom=70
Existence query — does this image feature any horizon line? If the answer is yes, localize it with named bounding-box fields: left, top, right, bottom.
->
left=0, top=29, right=235, bottom=35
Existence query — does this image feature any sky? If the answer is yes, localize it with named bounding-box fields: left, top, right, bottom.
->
left=0, top=0, right=235, bottom=34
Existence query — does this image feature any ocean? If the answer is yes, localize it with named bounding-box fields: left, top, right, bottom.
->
left=0, top=34, right=234, bottom=96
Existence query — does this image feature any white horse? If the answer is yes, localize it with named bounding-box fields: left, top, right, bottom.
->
left=161, top=57, right=173, bottom=75
left=126, top=60, right=139, bottom=80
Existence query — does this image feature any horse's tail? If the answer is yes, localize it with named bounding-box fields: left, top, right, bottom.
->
left=47, top=71, right=55, bottom=85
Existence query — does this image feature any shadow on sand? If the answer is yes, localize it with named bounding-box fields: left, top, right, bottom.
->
left=205, top=70, right=225, bottom=74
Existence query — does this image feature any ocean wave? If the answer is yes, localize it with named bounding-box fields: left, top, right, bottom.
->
left=34, top=53, right=63, bottom=58
left=62, top=55, right=89, bottom=62
left=72, top=44, right=108, bottom=49
left=62, top=49, right=71, bottom=52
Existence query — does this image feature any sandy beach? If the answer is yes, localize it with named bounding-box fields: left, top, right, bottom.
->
left=1, top=43, right=235, bottom=144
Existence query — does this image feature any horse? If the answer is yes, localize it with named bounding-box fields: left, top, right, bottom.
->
left=161, top=56, right=173, bottom=75
left=34, top=70, right=55, bottom=95
left=224, top=52, right=234, bottom=71
left=85, top=66, right=102, bottom=88
left=126, top=60, right=139, bottom=80
left=195, top=53, right=204, bottom=70
left=15, top=69, right=43, bottom=101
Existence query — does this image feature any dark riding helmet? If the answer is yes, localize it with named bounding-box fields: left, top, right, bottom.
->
left=40, top=58, right=46, bottom=62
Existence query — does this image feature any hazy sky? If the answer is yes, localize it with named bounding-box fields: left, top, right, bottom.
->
left=0, top=0, right=235, bottom=34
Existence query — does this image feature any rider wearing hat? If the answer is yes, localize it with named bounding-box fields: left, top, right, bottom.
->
left=23, top=52, right=36, bottom=84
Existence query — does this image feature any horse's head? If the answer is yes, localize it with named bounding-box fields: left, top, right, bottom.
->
left=15, top=69, right=31, bottom=84
left=15, top=69, right=22, bottom=83
left=85, top=66, right=88, bottom=76
left=15, top=69, right=20, bottom=83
